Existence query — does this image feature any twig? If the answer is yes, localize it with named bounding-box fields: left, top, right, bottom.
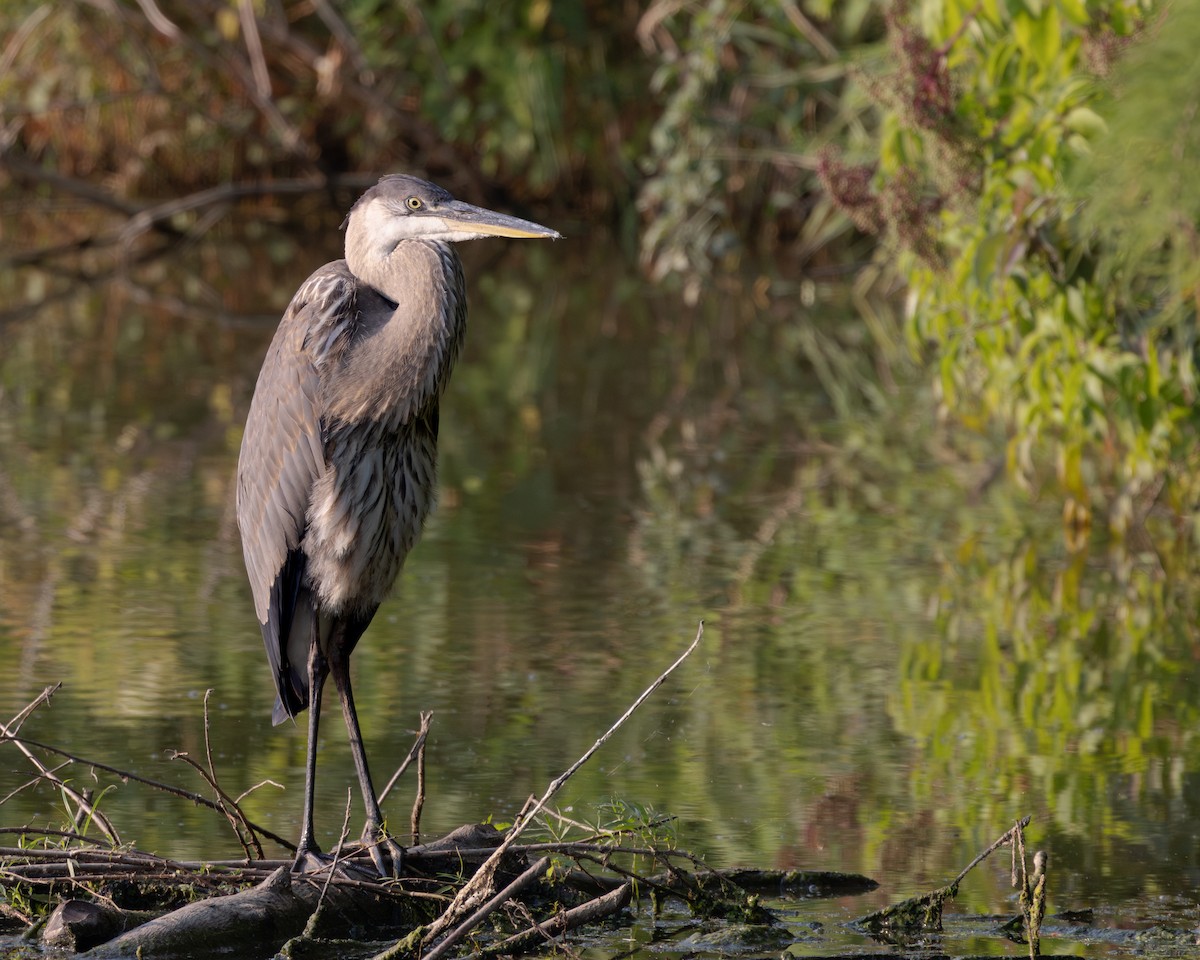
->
left=855, top=816, right=1033, bottom=932
left=953, top=815, right=1031, bottom=888
left=0, top=897, right=33, bottom=927
left=478, top=881, right=633, bottom=957
left=168, top=752, right=255, bottom=859
left=1009, top=819, right=1047, bottom=959
left=779, top=0, right=839, bottom=61
left=203, top=690, right=265, bottom=858
left=298, top=789, right=355, bottom=943
left=1, top=765, right=71, bottom=806
left=0, top=827, right=116, bottom=847
left=233, top=779, right=286, bottom=805
left=237, top=0, right=272, bottom=99
left=0, top=156, right=145, bottom=217
left=0, top=159, right=377, bottom=252
left=311, top=0, right=373, bottom=81
left=379, top=711, right=432, bottom=805
left=3, top=684, right=61, bottom=735
left=117, top=176, right=378, bottom=244
left=0, top=688, right=120, bottom=845
left=395, top=621, right=705, bottom=960
left=0, top=732, right=293, bottom=850
left=421, top=857, right=552, bottom=960
left=411, top=711, right=431, bottom=844
left=131, top=0, right=181, bottom=38
left=0, top=5, right=53, bottom=77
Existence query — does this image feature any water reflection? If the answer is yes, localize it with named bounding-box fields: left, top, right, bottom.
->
left=1, top=211, right=1199, bottom=938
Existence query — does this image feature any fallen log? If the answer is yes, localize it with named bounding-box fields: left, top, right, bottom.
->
left=560, top=865, right=878, bottom=900
left=45, top=824, right=511, bottom=957
left=80, top=865, right=423, bottom=959
left=43, top=900, right=158, bottom=952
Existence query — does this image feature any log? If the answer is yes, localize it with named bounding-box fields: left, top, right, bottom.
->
left=80, top=866, right=421, bottom=958
left=59, top=824, right=512, bottom=957
left=559, top=866, right=878, bottom=900
left=711, top=868, right=879, bottom=898
left=406, top=822, right=505, bottom=870
left=43, top=900, right=157, bottom=952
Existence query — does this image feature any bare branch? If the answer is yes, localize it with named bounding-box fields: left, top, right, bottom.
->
left=0, top=732, right=293, bottom=851
left=0, top=687, right=120, bottom=845
left=379, top=711, right=432, bottom=805
left=411, top=711, right=430, bottom=844
left=131, top=0, right=181, bottom=39
left=238, top=0, right=272, bottom=98
left=421, top=857, right=552, bottom=960
left=480, top=881, right=633, bottom=957
left=405, top=621, right=704, bottom=958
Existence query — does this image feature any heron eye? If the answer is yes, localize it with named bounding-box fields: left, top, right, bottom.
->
left=406, top=196, right=423, bottom=211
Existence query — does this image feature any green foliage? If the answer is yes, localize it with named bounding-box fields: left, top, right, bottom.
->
left=621, top=267, right=1200, bottom=891
left=594, top=797, right=677, bottom=849
left=637, top=1, right=884, bottom=299
left=1074, top=4, right=1200, bottom=395
left=834, top=0, right=1200, bottom=539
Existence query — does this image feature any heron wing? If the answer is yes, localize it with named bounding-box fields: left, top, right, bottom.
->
left=236, top=260, right=359, bottom=721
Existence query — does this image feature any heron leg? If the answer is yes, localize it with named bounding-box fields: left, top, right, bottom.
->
left=328, top=647, right=405, bottom=878
left=293, top=641, right=329, bottom=872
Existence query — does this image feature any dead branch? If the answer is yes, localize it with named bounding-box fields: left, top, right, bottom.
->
left=3, top=684, right=60, bottom=736
left=79, top=865, right=423, bottom=959
left=410, top=710, right=431, bottom=843
left=379, top=711, right=433, bottom=806
left=403, top=621, right=705, bottom=959
left=0, top=159, right=379, bottom=264
left=855, top=815, right=1033, bottom=933
left=0, top=647, right=880, bottom=959
left=0, top=687, right=120, bottom=845
left=954, top=814, right=1032, bottom=888
left=115, top=177, right=378, bottom=244
left=0, top=732, right=293, bottom=850
left=421, top=857, right=552, bottom=960
left=479, top=881, right=633, bottom=957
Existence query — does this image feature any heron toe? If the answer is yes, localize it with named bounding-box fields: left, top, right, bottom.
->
left=291, top=846, right=335, bottom=874
left=363, top=829, right=406, bottom=879
left=292, top=845, right=382, bottom=882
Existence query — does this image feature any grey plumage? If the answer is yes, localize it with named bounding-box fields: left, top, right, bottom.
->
left=235, top=174, right=559, bottom=874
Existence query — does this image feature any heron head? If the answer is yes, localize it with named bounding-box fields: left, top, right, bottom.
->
left=345, top=174, right=561, bottom=256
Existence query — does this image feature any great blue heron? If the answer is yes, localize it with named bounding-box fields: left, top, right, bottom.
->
left=236, top=174, right=560, bottom=875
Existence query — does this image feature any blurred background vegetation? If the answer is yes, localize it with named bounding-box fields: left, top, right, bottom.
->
left=5, top=0, right=1195, bottom=517
left=4, top=0, right=1200, bottom=922
left=7, top=0, right=1199, bottom=631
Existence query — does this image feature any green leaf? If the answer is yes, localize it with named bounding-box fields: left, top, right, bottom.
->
left=972, top=233, right=1007, bottom=288
left=1058, top=0, right=1091, bottom=27
left=1064, top=106, right=1107, bottom=139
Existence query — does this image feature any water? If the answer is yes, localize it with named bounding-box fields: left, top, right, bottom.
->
left=1, top=209, right=1199, bottom=956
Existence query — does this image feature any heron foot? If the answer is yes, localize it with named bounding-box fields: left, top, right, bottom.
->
left=292, top=844, right=383, bottom=881
left=361, top=826, right=406, bottom=879
left=291, top=845, right=334, bottom=874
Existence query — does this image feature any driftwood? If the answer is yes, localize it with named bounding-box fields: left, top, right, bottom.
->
left=25, top=832, right=858, bottom=958
left=70, top=866, right=404, bottom=958
left=43, top=900, right=159, bottom=952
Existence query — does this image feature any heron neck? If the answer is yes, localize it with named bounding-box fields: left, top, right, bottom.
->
left=329, top=239, right=466, bottom=428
